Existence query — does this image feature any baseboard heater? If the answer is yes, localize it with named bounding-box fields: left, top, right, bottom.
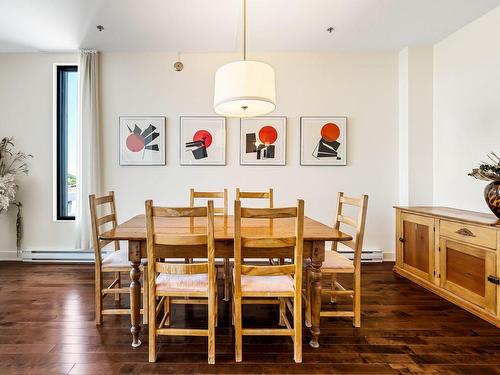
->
left=337, top=248, right=383, bottom=263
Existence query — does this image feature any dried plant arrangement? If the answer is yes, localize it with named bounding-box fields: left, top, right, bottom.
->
left=0, top=137, right=33, bottom=253
left=469, top=152, right=500, bottom=220
left=468, top=152, right=500, bottom=182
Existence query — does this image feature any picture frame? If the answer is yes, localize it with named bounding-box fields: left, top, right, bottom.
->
left=300, top=116, right=347, bottom=166
left=119, top=116, right=166, bottom=166
left=240, top=116, right=287, bottom=166
left=180, top=116, right=226, bottom=166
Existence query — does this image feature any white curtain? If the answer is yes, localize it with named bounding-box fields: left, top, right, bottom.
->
left=75, top=49, right=100, bottom=250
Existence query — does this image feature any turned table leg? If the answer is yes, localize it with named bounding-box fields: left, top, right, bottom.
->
left=129, top=240, right=142, bottom=348
left=309, top=240, right=324, bottom=348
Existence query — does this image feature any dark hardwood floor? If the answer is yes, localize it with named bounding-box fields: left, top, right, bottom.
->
left=0, top=262, right=499, bottom=374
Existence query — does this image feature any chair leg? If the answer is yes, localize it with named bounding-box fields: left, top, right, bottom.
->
left=330, top=273, right=337, bottom=303
left=95, top=269, right=103, bottom=325
left=223, top=258, right=230, bottom=301
left=143, top=268, right=149, bottom=325
left=164, top=296, right=171, bottom=327
left=278, top=298, right=286, bottom=326
left=293, top=295, right=302, bottom=363
left=215, top=284, right=219, bottom=327
left=148, top=293, right=157, bottom=363
left=353, top=269, right=361, bottom=328
left=113, top=272, right=120, bottom=302
left=208, top=284, right=216, bottom=364
left=305, top=267, right=311, bottom=328
left=231, top=287, right=235, bottom=326
left=234, top=296, right=242, bottom=362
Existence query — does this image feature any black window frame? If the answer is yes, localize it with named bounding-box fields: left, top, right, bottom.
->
left=56, top=65, right=78, bottom=220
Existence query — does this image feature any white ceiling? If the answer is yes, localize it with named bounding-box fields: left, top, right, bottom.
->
left=1, top=0, right=499, bottom=53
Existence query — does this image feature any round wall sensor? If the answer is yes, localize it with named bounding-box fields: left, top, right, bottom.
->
left=174, top=61, right=184, bottom=71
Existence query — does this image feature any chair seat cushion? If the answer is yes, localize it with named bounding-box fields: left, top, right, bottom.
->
left=322, top=251, right=354, bottom=271
left=234, top=273, right=294, bottom=293
left=156, top=273, right=209, bottom=293
left=101, top=249, right=147, bottom=269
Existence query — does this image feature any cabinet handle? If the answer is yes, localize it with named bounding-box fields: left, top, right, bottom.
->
left=399, top=237, right=405, bottom=243
left=487, top=275, right=500, bottom=285
left=455, top=228, right=476, bottom=237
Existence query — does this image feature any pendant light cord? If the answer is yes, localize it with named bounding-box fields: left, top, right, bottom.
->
left=243, top=0, right=247, bottom=61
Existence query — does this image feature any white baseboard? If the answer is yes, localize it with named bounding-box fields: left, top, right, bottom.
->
left=383, top=251, right=395, bottom=262
left=0, top=250, right=21, bottom=261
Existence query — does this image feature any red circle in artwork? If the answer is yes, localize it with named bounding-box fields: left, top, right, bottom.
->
left=193, top=129, right=213, bottom=148
left=258, top=126, right=278, bottom=145
left=126, top=133, right=145, bottom=152
left=321, top=123, right=340, bottom=142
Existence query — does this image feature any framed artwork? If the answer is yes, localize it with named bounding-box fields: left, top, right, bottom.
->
left=180, top=116, right=226, bottom=165
left=300, top=116, right=347, bottom=166
left=119, top=116, right=166, bottom=166
left=240, top=117, right=287, bottom=166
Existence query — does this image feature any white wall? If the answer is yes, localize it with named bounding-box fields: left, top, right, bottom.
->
left=100, top=52, right=399, bottom=257
left=0, top=51, right=399, bottom=260
left=433, top=6, right=500, bottom=212
left=0, top=53, right=78, bottom=260
left=398, top=46, right=434, bottom=206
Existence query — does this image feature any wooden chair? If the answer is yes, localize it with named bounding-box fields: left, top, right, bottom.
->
left=306, top=192, right=368, bottom=327
left=190, top=188, right=231, bottom=301
left=235, top=188, right=280, bottom=265
left=89, top=191, right=148, bottom=325
left=146, top=200, right=217, bottom=364
left=233, top=199, right=304, bottom=363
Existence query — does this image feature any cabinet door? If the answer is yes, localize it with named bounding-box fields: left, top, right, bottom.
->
left=439, top=238, right=497, bottom=314
left=398, top=213, right=435, bottom=282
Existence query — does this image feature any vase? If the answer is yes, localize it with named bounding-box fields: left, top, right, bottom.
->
left=484, top=181, right=500, bottom=219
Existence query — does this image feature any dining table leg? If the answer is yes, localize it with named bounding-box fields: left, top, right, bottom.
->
left=309, top=240, right=324, bottom=348
left=129, top=240, right=142, bottom=348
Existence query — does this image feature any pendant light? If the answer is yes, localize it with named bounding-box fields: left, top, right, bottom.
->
left=213, top=0, right=276, bottom=118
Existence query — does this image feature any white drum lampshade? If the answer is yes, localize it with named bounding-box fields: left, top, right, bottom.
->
left=214, top=60, right=276, bottom=118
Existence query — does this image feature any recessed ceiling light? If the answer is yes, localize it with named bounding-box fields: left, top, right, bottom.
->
left=96, top=25, right=104, bottom=32
left=326, top=27, right=335, bottom=33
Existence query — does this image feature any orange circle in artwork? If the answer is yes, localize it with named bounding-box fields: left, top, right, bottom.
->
left=258, top=125, right=278, bottom=145
left=193, top=129, right=213, bottom=148
left=320, top=123, right=340, bottom=142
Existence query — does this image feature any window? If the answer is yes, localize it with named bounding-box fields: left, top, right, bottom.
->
left=56, top=65, right=78, bottom=220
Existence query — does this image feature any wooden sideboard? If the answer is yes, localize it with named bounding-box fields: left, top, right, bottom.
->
left=394, top=206, right=500, bottom=327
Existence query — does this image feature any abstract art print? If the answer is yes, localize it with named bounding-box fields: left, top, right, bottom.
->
left=180, top=116, right=226, bottom=165
left=240, top=117, right=286, bottom=165
left=300, top=116, right=347, bottom=166
left=119, top=116, right=166, bottom=165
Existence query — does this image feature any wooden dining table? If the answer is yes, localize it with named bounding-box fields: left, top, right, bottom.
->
left=100, top=214, right=352, bottom=349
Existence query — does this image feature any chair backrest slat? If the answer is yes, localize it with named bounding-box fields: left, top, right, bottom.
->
left=241, top=264, right=295, bottom=276
left=154, top=234, right=208, bottom=246
left=155, top=262, right=208, bottom=275
left=153, top=206, right=207, bottom=218
left=240, top=207, right=296, bottom=219
left=190, top=188, right=228, bottom=216
left=96, top=213, right=116, bottom=227
left=94, top=195, right=114, bottom=205
left=332, top=192, right=369, bottom=265
left=338, top=214, right=357, bottom=228
left=241, top=236, right=296, bottom=249
left=236, top=188, right=273, bottom=208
